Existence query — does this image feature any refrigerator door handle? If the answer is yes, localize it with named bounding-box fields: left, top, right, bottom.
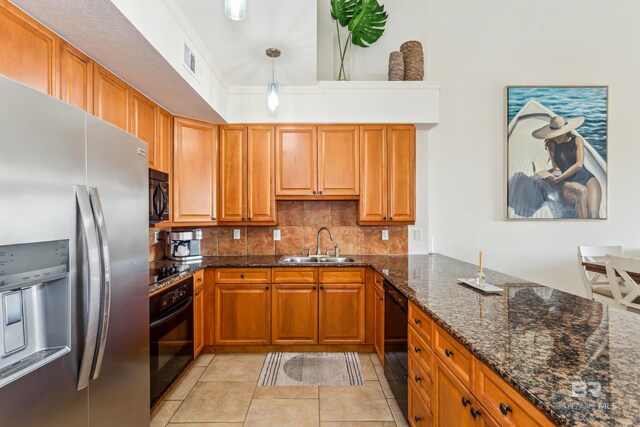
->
left=89, top=187, right=111, bottom=380
left=76, top=185, right=102, bottom=391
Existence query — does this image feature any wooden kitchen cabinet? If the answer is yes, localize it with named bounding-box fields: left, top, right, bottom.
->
left=218, top=125, right=275, bottom=224
left=409, top=380, right=433, bottom=427
left=0, top=0, right=59, bottom=97
left=154, top=106, right=173, bottom=174
left=173, top=117, right=218, bottom=224
left=59, top=41, right=93, bottom=113
left=317, top=125, right=359, bottom=196
left=271, top=283, right=318, bottom=344
left=276, top=126, right=318, bottom=196
left=359, top=125, right=415, bottom=224
left=93, top=64, right=130, bottom=131
left=130, top=90, right=156, bottom=155
left=374, top=281, right=385, bottom=365
left=193, top=271, right=205, bottom=357
left=434, top=356, right=477, bottom=427
left=319, top=282, right=365, bottom=344
left=214, top=283, right=271, bottom=345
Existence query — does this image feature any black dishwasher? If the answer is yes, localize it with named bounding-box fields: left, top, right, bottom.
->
left=383, top=280, right=408, bottom=420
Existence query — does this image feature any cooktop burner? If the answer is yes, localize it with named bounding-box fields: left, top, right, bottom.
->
left=149, top=261, right=192, bottom=286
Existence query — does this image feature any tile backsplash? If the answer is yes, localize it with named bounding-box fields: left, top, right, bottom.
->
left=149, top=201, right=408, bottom=259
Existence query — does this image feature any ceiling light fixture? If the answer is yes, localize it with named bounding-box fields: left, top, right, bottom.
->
left=266, top=48, right=281, bottom=115
left=224, top=0, right=246, bottom=21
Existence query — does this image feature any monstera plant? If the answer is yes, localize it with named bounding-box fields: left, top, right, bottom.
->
left=331, top=0, right=388, bottom=80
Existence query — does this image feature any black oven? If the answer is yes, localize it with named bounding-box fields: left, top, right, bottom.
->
left=149, top=168, right=169, bottom=224
left=150, top=277, right=194, bottom=406
left=384, top=280, right=408, bottom=421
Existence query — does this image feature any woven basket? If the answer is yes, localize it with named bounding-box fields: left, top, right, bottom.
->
left=400, top=40, right=424, bottom=81
left=388, top=51, right=404, bottom=81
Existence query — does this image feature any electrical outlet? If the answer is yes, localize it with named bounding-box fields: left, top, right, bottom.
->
left=381, top=230, right=389, bottom=241
left=413, top=229, right=422, bottom=241
left=153, top=231, right=160, bottom=244
left=273, top=229, right=281, bottom=241
left=233, top=229, right=241, bottom=240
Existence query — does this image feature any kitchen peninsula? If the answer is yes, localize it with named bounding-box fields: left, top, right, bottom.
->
left=150, top=254, right=640, bottom=427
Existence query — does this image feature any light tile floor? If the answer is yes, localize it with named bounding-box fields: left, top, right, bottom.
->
left=151, top=353, right=409, bottom=427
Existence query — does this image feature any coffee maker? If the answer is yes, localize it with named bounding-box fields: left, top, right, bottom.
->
left=167, top=229, right=203, bottom=263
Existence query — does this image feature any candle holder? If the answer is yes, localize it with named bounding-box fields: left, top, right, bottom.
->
left=476, top=271, right=486, bottom=286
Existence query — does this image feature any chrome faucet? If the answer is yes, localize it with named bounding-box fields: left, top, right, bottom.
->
left=316, top=227, right=333, bottom=256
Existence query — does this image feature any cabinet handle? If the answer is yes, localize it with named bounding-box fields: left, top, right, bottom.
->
left=265, top=285, right=270, bottom=290
left=212, top=216, right=217, bottom=221
left=470, top=408, right=481, bottom=418
left=499, top=403, right=513, bottom=416
left=390, top=217, right=393, bottom=221
left=248, top=217, right=252, bottom=221
left=414, top=318, right=422, bottom=325
left=240, top=274, right=245, bottom=278
left=242, top=217, right=246, bottom=221
left=414, top=416, right=423, bottom=423
left=195, top=291, right=200, bottom=296
left=313, top=285, right=317, bottom=290
left=379, top=297, right=384, bottom=301
left=320, top=285, right=324, bottom=290
left=312, top=191, right=317, bottom=195
left=319, top=191, right=323, bottom=195
left=414, top=375, right=422, bottom=383
left=461, top=397, right=471, bottom=407
left=198, top=277, right=203, bottom=282
left=445, top=348, right=454, bottom=357
left=383, top=216, right=387, bottom=221
left=414, top=346, right=421, bottom=353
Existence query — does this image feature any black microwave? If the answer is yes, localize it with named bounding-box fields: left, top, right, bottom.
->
left=149, top=168, right=169, bottom=224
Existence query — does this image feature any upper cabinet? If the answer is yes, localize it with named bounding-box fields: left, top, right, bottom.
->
left=59, top=41, right=93, bottom=113
left=276, top=126, right=317, bottom=196
left=219, top=125, right=276, bottom=224
left=0, top=0, right=59, bottom=96
left=318, top=125, right=360, bottom=196
left=173, top=117, right=218, bottom=224
left=130, top=90, right=156, bottom=153
left=276, top=125, right=360, bottom=198
left=93, top=64, right=129, bottom=131
left=153, top=107, right=173, bottom=174
left=359, top=125, right=415, bottom=224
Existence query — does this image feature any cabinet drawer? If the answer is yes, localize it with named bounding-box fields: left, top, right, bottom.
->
left=409, top=353, right=433, bottom=410
left=373, top=271, right=384, bottom=292
left=272, top=267, right=317, bottom=283
left=474, top=360, right=555, bottom=427
left=408, top=302, right=432, bottom=346
left=319, top=267, right=365, bottom=283
left=433, top=323, right=473, bottom=389
left=409, top=381, right=433, bottom=427
left=214, top=268, right=270, bottom=283
left=193, top=270, right=205, bottom=290
left=408, top=326, right=434, bottom=381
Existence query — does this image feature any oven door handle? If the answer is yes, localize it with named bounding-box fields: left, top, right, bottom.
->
left=150, top=298, right=193, bottom=329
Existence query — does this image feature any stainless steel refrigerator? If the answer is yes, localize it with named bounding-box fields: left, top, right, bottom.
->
left=0, top=76, right=149, bottom=426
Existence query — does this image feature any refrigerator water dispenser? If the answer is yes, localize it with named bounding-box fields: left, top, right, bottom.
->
left=0, top=240, right=71, bottom=388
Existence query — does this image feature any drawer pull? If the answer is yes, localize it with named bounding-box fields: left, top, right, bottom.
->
left=414, top=318, right=422, bottom=325
left=414, top=416, right=423, bottom=423
left=240, top=274, right=245, bottom=278
left=320, top=285, right=324, bottom=290
left=461, top=397, right=471, bottom=407
left=195, top=291, right=200, bottom=296
left=414, top=375, right=422, bottom=383
left=500, top=403, right=513, bottom=415
left=444, top=348, right=454, bottom=357
left=313, top=285, right=317, bottom=290
left=470, top=408, right=481, bottom=418
left=265, top=285, right=270, bottom=290
left=198, top=277, right=203, bottom=282
left=414, top=346, right=421, bottom=353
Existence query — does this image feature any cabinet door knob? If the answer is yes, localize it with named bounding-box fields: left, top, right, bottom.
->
left=198, top=277, right=203, bottom=282
left=242, top=217, right=246, bottom=221
left=414, top=346, right=421, bottom=353
left=445, top=348, right=454, bottom=357
left=470, top=408, right=481, bottom=418
left=383, top=216, right=387, bottom=221
left=312, top=191, right=317, bottom=195
left=195, top=291, right=200, bottom=296
left=414, top=375, right=422, bottom=383
left=248, top=217, right=252, bottom=221
left=379, top=297, right=383, bottom=301
left=320, top=285, right=324, bottom=290
left=319, top=191, right=323, bottom=195
left=240, top=274, right=245, bottom=278
left=313, top=285, right=317, bottom=290
left=265, top=285, right=270, bottom=290
left=414, top=318, right=422, bottom=325
left=212, top=216, right=217, bottom=221
left=414, top=416, right=423, bottom=423
left=499, top=403, right=513, bottom=415
left=461, top=397, right=471, bottom=407
left=390, top=217, right=393, bottom=221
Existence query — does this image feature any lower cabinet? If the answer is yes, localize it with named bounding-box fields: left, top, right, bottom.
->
left=409, top=380, right=433, bottom=427
left=215, top=283, right=271, bottom=345
left=194, top=283, right=205, bottom=357
left=271, top=283, right=318, bottom=344
left=434, top=356, right=478, bottom=427
left=374, top=282, right=385, bottom=364
left=319, top=282, right=365, bottom=344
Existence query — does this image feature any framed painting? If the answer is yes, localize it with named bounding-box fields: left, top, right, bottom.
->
left=506, top=86, right=608, bottom=220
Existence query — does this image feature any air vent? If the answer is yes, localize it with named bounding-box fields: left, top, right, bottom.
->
left=183, top=42, right=197, bottom=76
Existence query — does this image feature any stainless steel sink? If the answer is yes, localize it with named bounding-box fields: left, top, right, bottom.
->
left=278, top=256, right=356, bottom=264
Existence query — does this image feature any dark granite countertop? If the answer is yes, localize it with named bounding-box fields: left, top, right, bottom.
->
left=149, top=254, right=640, bottom=426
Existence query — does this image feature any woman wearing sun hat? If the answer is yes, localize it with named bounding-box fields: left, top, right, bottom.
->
left=532, top=115, right=602, bottom=219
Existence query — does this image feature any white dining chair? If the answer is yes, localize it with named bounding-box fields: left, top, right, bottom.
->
left=605, top=255, right=640, bottom=314
left=577, top=245, right=623, bottom=304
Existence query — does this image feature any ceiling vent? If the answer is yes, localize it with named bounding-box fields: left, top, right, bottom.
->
left=182, top=41, right=198, bottom=79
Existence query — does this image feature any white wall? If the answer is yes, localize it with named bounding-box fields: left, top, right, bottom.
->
left=425, top=0, right=640, bottom=295
left=317, top=0, right=428, bottom=81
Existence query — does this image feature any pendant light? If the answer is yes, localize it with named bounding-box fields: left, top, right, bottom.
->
left=266, top=48, right=281, bottom=114
left=224, top=0, right=246, bottom=21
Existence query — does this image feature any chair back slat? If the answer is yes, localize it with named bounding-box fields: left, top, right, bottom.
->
left=605, top=255, right=640, bottom=312
left=577, top=245, right=623, bottom=300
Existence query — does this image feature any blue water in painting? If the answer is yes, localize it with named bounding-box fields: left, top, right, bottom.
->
left=507, top=87, right=608, bottom=161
